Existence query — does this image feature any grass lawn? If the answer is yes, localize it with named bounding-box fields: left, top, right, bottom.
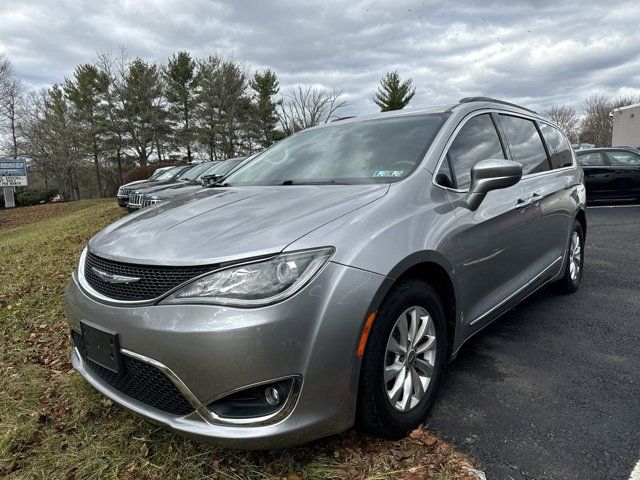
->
left=0, top=199, right=476, bottom=479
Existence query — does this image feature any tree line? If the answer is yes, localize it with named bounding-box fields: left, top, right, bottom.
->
left=0, top=51, right=354, bottom=200
left=1, top=49, right=637, bottom=201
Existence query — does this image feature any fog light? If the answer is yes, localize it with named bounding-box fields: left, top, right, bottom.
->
left=265, top=386, right=280, bottom=406
left=208, top=377, right=299, bottom=420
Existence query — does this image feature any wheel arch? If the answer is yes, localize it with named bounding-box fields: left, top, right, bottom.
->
left=364, top=251, right=460, bottom=359
left=575, top=208, right=587, bottom=238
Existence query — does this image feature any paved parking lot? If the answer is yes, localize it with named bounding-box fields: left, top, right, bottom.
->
left=427, top=205, right=640, bottom=480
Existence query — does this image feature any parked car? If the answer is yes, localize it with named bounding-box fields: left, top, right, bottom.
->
left=576, top=147, right=640, bottom=202
left=136, top=157, right=247, bottom=209
left=117, top=166, right=186, bottom=208
left=199, top=156, right=247, bottom=187
left=126, top=162, right=216, bottom=212
left=66, top=97, right=586, bottom=448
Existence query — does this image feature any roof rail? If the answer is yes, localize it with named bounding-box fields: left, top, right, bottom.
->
left=458, top=97, right=538, bottom=114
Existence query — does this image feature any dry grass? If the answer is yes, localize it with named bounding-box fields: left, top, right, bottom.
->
left=0, top=199, right=477, bottom=479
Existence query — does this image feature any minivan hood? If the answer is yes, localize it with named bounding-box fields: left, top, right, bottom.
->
left=89, top=184, right=389, bottom=265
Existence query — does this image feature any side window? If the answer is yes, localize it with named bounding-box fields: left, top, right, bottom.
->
left=498, top=114, right=550, bottom=175
left=607, top=150, right=640, bottom=166
left=577, top=152, right=605, bottom=166
left=443, top=114, right=505, bottom=189
left=539, top=123, right=574, bottom=169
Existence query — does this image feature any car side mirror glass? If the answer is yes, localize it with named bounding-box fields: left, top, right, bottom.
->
left=466, top=159, right=522, bottom=211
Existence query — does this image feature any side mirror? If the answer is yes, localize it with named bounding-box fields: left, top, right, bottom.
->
left=201, top=174, right=221, bottom=187
left=466, top=159, right=522, bottom=211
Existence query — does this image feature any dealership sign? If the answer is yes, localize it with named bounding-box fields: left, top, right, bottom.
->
left=0, top=158, right=28, bottom=187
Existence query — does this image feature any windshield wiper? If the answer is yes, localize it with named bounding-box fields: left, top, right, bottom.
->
left=280, top=179, right=348, bottom=185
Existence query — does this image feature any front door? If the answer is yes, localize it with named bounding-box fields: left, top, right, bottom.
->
left=434, top=112, right=532, bottom=329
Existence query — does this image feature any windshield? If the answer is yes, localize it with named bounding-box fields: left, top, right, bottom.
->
left=149, top=168, right=168, bottom=180
left=154, top=167, right=181, bottom=181
left=203, top=158, right=244, bottom=177
left=177, top=162, right=214, bottom=181
left=225, top=114, right=448, bottom=186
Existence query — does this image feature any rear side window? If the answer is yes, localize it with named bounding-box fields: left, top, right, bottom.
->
left=539, top=123, right=573, bottom=169
left=444, top=114, right=505, bottom=189
left=498, top=115, right=550, bottom=175
left=578, top=153, right=605, bottom=166
left=607, top=150, right=640, bottom=166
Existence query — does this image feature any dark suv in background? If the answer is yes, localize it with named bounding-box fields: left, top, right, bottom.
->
left=116, top=166, right=190, bottom=208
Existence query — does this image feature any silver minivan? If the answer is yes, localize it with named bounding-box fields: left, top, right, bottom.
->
left=66, top=97, right=586, bottom=448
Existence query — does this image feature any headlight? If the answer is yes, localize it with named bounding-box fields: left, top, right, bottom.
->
left=162, top=247, right=334, bottom=307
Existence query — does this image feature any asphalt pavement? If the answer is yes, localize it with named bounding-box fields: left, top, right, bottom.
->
left=426, top=205, right=640, bottom=480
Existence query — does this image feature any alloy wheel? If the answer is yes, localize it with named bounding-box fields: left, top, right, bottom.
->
left=569, top=231, right=582, bottom=281
left=384, top=306, right=437, bottom=412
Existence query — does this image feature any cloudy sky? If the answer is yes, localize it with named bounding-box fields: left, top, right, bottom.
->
left=1, top=0, right=639, bottom=115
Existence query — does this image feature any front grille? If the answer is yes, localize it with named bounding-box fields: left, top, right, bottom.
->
left=141, top=198, right=162, bottom=208
left=128, top=193, right=142, bottom=207
left=72, top=330, right=194, bottom=416
left=84, top=252, right=217, bottom=301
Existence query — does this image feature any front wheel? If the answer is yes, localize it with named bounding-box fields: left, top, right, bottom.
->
left=555, top=220, right=584, bottom=293
left=356, top=279, right=447, bottom=439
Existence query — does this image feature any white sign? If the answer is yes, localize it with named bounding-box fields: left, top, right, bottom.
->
left=0, top=157, right=28, bottom=187
left=0, top=175, right=28, bottom=187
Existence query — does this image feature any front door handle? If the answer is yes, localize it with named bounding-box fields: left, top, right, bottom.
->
left=516, top=197, right=533, bottom=208
left=516, top=193, right=542, bottom=209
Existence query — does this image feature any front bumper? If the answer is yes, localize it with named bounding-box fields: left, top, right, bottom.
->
left=117, top=196, right=128, bottom=207
left=66, top=261, right=385, bottom=448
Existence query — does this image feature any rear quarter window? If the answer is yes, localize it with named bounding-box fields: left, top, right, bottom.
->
left=539, top=123, right=574, bottom=169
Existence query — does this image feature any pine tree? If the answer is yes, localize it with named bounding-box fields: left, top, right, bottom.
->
left=119, top=59, right=165, bottom=165
left=373, top=71, right=416, bottom=112
left=195, top=56, right=251, bottom=160
left=64, top=64, right=109, bottom=196
left=164, top=51, right=197, bottom=162
left=250, top=69, right=279, bottom=149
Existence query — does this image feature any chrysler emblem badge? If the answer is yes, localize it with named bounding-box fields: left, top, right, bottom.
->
left=91, top=267, right=141, bottom=284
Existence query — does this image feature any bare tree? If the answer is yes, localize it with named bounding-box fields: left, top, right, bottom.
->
left=96, top=49, right=130, bottom=184
left=21, top=87, right=84, bottom=199
left=277, top=85, right=347, bottom=135
left=542, top=105, right=579, bottom=140
left=580, top=94, right=613, bottom=147
left=0, top=53, right=12, bottom=104
left=580, top=93, right=640, bottom=147
left=0, top=54, right=24, bottom=158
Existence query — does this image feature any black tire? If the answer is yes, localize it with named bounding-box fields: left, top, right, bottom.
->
left=555, top=220, right=585, bottom=294
left=356, top=279, right=447, bottom=439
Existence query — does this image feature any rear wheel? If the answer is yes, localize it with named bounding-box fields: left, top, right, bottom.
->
left=555, top=220, right=584, bottom=293
left=356, top=279, right=447, bottom=439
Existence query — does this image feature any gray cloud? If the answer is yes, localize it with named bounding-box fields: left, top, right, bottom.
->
left=1, top=0, right=639, bottom=115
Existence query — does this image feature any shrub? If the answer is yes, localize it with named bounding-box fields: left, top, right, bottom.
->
left=124, top=162, right=180, bottom=184
left=15, top=187, right=59, bottom=206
